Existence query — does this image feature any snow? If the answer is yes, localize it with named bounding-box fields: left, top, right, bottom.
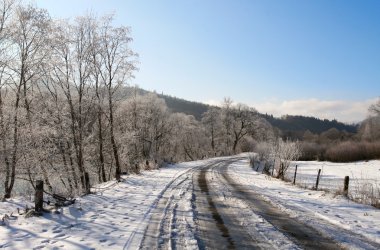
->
left=285, top=160, right=380, bottom=195
left=1, top=156, right=380, bottom=249
left=206, top=163, right=300, bottom=249
left=0, top=163, right=193, bottom=250
left=231, top=157, right=380, bottom=247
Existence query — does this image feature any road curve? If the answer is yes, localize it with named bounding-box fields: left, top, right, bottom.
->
left=216, top=157, right=380, bottom=250
left=137, top=157, right=380, bottom=249
left=193, top=161, right=263, bottom=249
left=214, top=158, right=339, bottom=250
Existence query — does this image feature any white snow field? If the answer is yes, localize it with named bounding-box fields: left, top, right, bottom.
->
left=0, top=156, right=379, bottom=249
left=284, top=160, right=380, bottom=204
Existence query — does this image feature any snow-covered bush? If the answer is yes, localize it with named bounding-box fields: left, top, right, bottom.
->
left=271, top=139, right=301, bottom=179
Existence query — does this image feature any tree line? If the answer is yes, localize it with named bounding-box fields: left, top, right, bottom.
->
left=297, top=101, right=380, bottom=162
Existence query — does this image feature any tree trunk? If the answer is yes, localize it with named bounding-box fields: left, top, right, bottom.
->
left=108, top=87, right=121, bottom=181
left=97, top=104, right=106, bottom=182
left=66, top=142, right=78, bottom=189
left=0, top=89, right=11, bottom=199
left=58, top=142, right=73, bottom=194
left=4, top=82, right=22, bottom=199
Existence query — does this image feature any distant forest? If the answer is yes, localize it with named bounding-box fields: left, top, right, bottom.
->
left=129, top=87, right=358, bottom=137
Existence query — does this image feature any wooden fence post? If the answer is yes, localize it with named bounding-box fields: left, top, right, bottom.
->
left=35, top=180, right=44, bottom=213
left=262, top=162, right=266, bottom=174
left=146, top=160, right=149, bottom=170
left=293, top=165, right=298, bottom=185
left=343, top=176, right=349, bottom=197
left=315, top=169, right=321, bottom=190
left=85, top=172, right=90, bottom=194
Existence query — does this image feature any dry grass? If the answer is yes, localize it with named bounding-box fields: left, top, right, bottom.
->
left=350, top=181, right=380, bottom=208
left=299, top=141, right=380, bottom=162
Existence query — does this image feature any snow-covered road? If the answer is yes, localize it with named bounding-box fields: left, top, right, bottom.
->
left=1, top=156, right=380, bottom=249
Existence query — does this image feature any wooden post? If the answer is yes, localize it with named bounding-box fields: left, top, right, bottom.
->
left=315, top=169, right=321, bottom=190
left=271, top=159, right=275, bottom=176
left=293, top=165, right=298, bottom=185
left=85, top=172, right=90, bottom=194
left=35, top=180, right=44, bottom=213
left=262, top=162, right=266, bottom=174
left=343, top=176, right=349, bottom=197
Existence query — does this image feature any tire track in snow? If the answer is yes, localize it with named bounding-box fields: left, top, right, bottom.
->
left=218, top=158, right=342, bottom=250
left=136, top=166, right=200, bottom=250
left=124, top=166, right=199, bottom=250
left=225, top=157, right=380, bottom=250
left=193, top=159, right=265, bottom=249
left=196, top=163, right=235, bottom=249
left=207, top=159, right=297, bottom=249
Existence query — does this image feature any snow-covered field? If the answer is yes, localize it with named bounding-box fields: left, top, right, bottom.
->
left=284, top=160, right=380, bottom=205
left=0, top=162, right=196, bottom=249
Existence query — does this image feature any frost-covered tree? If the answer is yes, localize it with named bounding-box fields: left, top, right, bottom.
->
left=271, top=139, right=301, bottom=179
left=117, top=92, right=170, bottom=170
left=201, top=107, right=222, bottom=156
left=170, top=113, right=207, bottom=161
left=97, top=15, right=137, bottom=181
left=219, top=100, right=261, bottom=154
left=358, top=99, right=380, bottom=142
left=370, top=99, right=380, bottom=117
left=2, top=3, right=51, bottom=199
left=0, top=0, right=16, bottom=199
left=230, top=104, right=259, bottom=153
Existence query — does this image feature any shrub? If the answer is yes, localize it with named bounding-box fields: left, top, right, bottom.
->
left=325, top=141, right=380, bottom=162
left=299, top=142, right=326, bottom=161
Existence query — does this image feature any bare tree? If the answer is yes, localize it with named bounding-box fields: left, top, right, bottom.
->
left=201, top=107, right=222, bottom=156
left=97, top=15, right=137, bottom=181
left=88, top=16, right=107, bottom=182
left=0, top=0, right=16, bottom=200
left=369, top=98, right=380, bottom=117
left=169, top=113, right=207, bottom=161
left=230, top=104, right=258, bottom=154
left=221, top=97, right=233, bottom=154
left=3, top=3, right=50, bottom=198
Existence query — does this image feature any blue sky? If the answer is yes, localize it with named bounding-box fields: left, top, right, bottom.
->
left=34, top=0, right=380, bottom=122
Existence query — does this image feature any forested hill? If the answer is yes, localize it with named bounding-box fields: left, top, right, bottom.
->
left=157, top=92, right=358, bottom=134
left=124, top=87, right=358, bottom=134
left=122, top=87, right=209, bottom=120
left=262, top=114, right=358, bottom=134
left=157, top=94, right=209, bottom=120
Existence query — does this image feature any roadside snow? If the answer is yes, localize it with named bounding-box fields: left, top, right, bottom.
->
left=0, top=163, right=194, bottom=250
left=228, top=158, right=380, bottom=247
